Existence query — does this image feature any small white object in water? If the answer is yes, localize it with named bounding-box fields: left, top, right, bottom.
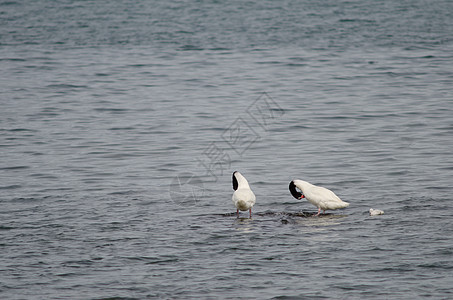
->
left=369, top=208, right=384, bottom=216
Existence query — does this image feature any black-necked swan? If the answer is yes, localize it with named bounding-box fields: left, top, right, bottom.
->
left=289, top=179, right=349, bottom=216
left=232, top=171, right=256, bottom=218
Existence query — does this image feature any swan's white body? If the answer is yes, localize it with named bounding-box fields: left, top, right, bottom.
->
left=289, top=180, right=349, bottom=216
left=232, top=171, right=256, bottom=217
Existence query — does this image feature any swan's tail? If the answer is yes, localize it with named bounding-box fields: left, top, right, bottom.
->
left=236, top=200, right=248, bottom=211
left=338, top=201, right=349, bottom=209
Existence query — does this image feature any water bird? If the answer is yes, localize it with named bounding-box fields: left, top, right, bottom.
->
left=289, top=180, right=349, bottom=216
left=369, top=208, right=384, bottom=216
left=232, top=171, right=256, bottom=218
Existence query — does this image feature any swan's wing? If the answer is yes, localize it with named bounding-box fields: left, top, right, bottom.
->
left=310, top=186, right=349, bottom=209
left=310, top=186, right=342, bottom=201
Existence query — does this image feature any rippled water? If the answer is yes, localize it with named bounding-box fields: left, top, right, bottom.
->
left=1, top=0, right=453, bottom=299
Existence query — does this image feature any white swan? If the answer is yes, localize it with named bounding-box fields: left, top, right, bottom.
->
left=232, top=171, right=256, bottom=218
left=289, top=180, right=349, bottom=216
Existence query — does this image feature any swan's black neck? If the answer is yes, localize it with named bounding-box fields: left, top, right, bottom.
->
left=289, top=181, right=303, bottom=199
left=232, top=171, right=238, bottom=190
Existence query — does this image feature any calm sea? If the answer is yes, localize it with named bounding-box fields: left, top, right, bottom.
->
left=1, top=0, right=453, bottom=299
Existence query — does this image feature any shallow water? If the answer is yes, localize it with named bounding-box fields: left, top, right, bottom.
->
left=1, top=0, right=453, bottom=299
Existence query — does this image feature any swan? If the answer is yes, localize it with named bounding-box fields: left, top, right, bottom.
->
left=232, top=171, right=256, bottom=218
left=289, top=180, right=349, bottom=216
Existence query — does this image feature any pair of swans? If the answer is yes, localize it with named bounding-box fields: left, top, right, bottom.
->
left=232, top=171, right=349, bottom=218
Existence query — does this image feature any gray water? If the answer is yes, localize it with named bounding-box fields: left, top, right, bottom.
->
left=1, top=0, right=453, bottom=299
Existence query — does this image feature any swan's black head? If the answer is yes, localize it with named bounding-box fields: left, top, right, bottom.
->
left=289, top=180, right=303, bottom=199
left=232, top=171, right=238, bottom=191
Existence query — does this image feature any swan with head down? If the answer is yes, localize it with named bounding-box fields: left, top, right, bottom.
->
left=232, top=171, right=256, bottom=218
left=289, top=179, right=349, bottom=216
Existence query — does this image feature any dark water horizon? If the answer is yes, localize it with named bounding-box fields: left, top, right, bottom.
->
left=1, top=0, right=453, bottom=299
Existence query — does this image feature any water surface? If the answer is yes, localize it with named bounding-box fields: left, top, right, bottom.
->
left=1, top=0, right=453, bottom=298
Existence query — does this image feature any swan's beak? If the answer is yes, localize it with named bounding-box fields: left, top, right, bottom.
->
left=299, top=195, right=305, bottom=199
